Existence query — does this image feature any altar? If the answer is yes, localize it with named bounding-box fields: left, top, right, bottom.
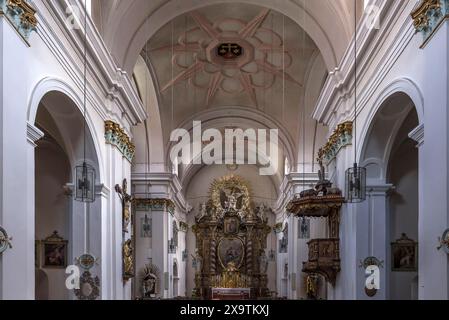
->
left=192, top=175, right=271, bottom=300
left=211, top=288, right=251, bottom=300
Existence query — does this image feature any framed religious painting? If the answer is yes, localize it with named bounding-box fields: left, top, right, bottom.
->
left=391, top=233, right=418, bottom=272
left=41, top=231, right=68, bottom=269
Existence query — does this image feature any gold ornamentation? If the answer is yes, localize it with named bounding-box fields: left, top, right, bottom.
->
left=210, top=174, right=252, bottom=219
left=133, top=198, right=175, bottom=215
left=318, top=121, right=353, bottom=164
left=210, top=262, right=252, bottom=288
left=104, top=120, right=135, bottom=162
left=1, top=0, right=37, bottom=41
left=411, top=0, right=441, bottom=31
left=123, top=238, right=134, bottom=281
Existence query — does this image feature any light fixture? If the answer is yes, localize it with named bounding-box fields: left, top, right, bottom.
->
left=168, top=238, right=176, bottom=254
left=345, top=0, right=366, bottom=203
left=75, top=0, right=96, bottom=203
left=182, top=249, right=188, bottom=262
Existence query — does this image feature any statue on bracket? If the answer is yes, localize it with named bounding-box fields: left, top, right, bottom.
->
left=123, top=238, right=135, bottom=281
left=141, top=263, right=159, bottom=298
left=195, top=203, right=208, bottom=223
left=115, top=179, right=133, bottom=233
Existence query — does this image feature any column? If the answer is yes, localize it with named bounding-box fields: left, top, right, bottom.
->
left=0, top=12, right=36, bottom=299
left=355, top=183, right=393, bottom=300
left=413, top=4, right=449, bottom=299
left=151, top=201, right=169, bottom=298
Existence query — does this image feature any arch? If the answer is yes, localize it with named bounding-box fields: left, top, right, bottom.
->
left=27, top=77, right=105, bottom=182
left=165, top=106, right=296, bottom=169
left=358, top=78, right=424, bottom=166
left=107, top=0, right=351, bottom=74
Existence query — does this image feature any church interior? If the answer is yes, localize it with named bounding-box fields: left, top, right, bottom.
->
left=1, top=0, right=449, bottom=301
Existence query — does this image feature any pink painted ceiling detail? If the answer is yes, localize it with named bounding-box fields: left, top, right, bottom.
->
left=152, top=9, right=302, bottom=108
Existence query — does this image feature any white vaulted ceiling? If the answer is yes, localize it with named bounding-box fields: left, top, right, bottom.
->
left=90, top=0, right=361, bottom=188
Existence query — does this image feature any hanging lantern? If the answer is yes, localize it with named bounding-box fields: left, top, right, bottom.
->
left=75, top=162, right=96, bottom=203
left=345, top=163, right=366, bottom=203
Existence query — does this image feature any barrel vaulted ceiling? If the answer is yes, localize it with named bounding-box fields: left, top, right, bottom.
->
left=90, top=0, right=360, bottom=185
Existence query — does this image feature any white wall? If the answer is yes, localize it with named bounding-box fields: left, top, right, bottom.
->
left=35, top=129, right=71, bottom=300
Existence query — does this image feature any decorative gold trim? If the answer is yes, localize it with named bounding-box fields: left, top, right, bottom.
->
left=0, top=0, right=37, bottom=43
left=133, top=198, right=176, bottom=215
left=318, top=121, right=353, bottom=164
left=411, top=0, right=440, bottom=31
left=104, top=120, right=135, bottom=162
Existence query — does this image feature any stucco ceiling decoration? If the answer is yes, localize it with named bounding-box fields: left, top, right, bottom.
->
left=151, top=8, right=303, bottom=108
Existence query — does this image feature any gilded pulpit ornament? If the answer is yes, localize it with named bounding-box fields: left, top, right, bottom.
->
left=0, top=226, right=12, bottom=254
left=115, top=179, right=133, bottom=233
left=123, top=238, right=135, bottom=281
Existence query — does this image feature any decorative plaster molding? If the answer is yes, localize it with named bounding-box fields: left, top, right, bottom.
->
left=104, top=120, right=135, bottom=162
left=318, top=121, right=353, bottom=164
left=0, top=0, right=37, bottom=42
left=408, top=123, right=425, bottom=147
left=273, top=222, right=283, bottom=233
left=133, top=198, right=175, bottom=216
left=179, top=221, right=188, bottom=232
left=412, top=0, right=449, bottom=47
left=31, top=0, right=146, bottom=127
left=26, top=121, right=44, bottom=147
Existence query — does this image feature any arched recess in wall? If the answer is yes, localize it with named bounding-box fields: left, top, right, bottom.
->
left=31, top=85, right=103, bottom=300
left=359, top=90, right=420, bottom=300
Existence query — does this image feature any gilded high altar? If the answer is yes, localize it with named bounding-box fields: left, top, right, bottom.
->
left=192, top=175, right=271, bottom=299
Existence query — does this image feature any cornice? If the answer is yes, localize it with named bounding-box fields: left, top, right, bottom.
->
left=313, top=0, right=413, bottom=128
left=131, top=172, right=189, bottom=213
left=28, top=0, right=146, bottom=131
left=411, top=0, right=449, bottom=48
left=408, top=123, right=425, bottom=147
left=26, top=121, right=44, bottom=147
left=105, top=120, right=135, bottom=162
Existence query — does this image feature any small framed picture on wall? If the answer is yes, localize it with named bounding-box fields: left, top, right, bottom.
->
left=391, top=233, right=418, bottom=272
left=41, top=231, right=68, bottom=269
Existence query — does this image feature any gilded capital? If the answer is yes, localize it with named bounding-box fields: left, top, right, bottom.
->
left=104, top=120, right=136, bottom=162
left=411, top=0, right=449, bottom=47
left=0, top=0, right=37, bottom=42
left=317, top=121, right=353, bottom=164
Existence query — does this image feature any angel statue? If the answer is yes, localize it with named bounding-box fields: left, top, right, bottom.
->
left=255, top=203, right=268, bottom=223
left=221, top=189, right=244, bottom=212
left=195, top=203, right=208, bottom=223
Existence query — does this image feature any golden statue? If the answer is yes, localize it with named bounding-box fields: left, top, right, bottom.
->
left=123, top=239, right=134, bottom=280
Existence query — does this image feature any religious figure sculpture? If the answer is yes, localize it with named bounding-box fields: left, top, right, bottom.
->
left=192, top=248, right=203, bottom=274
left=195, top=203, right=208, bottom=223
left=123, top=239, right=134, bottom=280
left=255, top=203, right=268, bottom=223
left=306, top=274, right=319, bottom=300
left=142, top=264, right=158, bottom=298
left=258, top=250, right=268, bottom=274
left=115, top=179, right=133, bottom=233
left=221, top=189, right=243, bottom=212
